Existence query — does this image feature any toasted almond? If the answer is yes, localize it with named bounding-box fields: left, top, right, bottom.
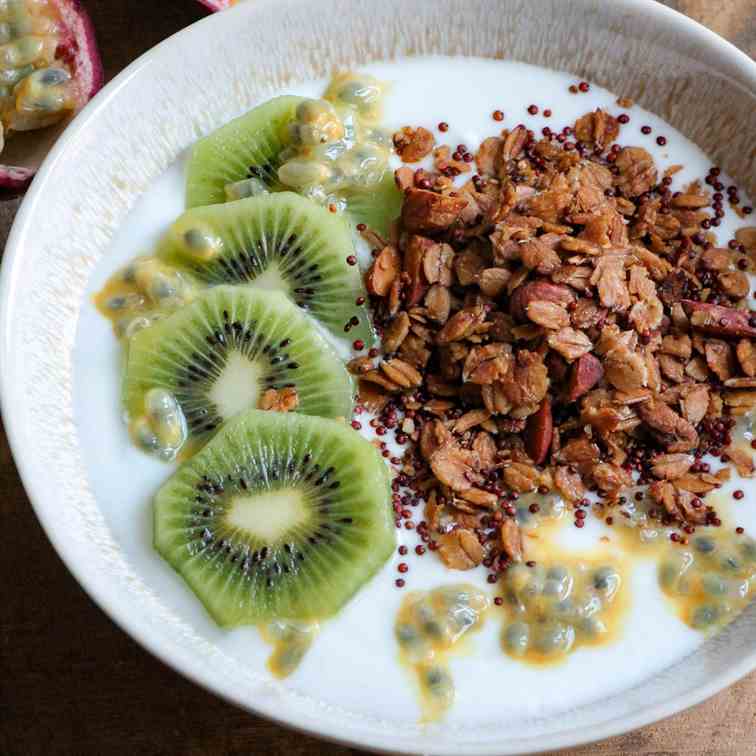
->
left=670, top=193, right=710, bottom=209
left=425, top=284, right=452, bottom=323
left=382, top=312, right=411, bottom=354
left=347, top=356, right=375, bottom=375
left=380, top=358, right=423, bottom=388
left=438, top=529, right=484, bottom=570
left=479, top=267, right=511, bottom=297
left=527, top=300, right=570, bottom=330
left=360, top=369, right=402, bottom=392
left=366, top=245, right=400, bottom=296
left=500, top=518, right=524, bottom=562
left=453, top=409, right=492, bottom=434
left=460, top=487, right=498, bottom=508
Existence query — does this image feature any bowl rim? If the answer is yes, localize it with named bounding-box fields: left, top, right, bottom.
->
left=1, top=0, right=755, bottom=753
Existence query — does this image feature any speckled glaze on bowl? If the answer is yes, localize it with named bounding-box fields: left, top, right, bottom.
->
left=1, top=1, right=755, bottom=753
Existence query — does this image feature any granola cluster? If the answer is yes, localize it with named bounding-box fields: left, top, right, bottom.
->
left=355, top=107, right=756, bottom=574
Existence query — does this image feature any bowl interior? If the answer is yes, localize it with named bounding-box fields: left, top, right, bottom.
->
left=1, top=1, right=755, bottom=753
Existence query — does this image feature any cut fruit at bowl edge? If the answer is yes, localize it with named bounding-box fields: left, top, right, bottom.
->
left=51, top=0, right=104, bottom=107
left=0, top=0, right=104, bottom=190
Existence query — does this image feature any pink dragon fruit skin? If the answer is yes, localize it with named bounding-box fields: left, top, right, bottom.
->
left=0, top=0, right=104, bottom=191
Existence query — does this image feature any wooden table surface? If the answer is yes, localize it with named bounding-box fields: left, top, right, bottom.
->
left=2, top=1, right=755, bottom=754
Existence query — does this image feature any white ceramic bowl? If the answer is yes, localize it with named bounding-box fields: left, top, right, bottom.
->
left=1, top=1, right=755, bottom=753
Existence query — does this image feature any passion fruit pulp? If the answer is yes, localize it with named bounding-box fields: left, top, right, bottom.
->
left=0, top=0, right=103, bottom=190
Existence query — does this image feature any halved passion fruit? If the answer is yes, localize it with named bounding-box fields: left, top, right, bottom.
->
left=0, top=0, right=103, bottom=189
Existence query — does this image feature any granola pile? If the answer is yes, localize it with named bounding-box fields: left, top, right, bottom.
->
left=353, top=107, right=756, bottom=575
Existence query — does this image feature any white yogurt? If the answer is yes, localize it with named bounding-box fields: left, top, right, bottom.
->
left=73, top=56, right=756, bottom=727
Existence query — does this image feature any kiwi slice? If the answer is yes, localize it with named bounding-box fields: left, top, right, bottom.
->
left=184, top=96, right=401, bottom=236
left=154, top=408, right=395, bottom=626
left=186, top=95, right=304, bottom=208
left=159, top=192, right=374, bottom=345
left=340, top=172, right=403, bottom=238
left=124, top=286, right=354, bottom=453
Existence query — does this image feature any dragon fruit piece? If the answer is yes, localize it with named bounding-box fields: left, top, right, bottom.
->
left=0, top=0, right=103, bottom=190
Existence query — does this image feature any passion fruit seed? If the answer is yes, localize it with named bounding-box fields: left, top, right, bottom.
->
left=106, top=292, right=145, bottom=312
left=395, top=585, right=488, bottom=720
left=0, top=4, right=73, bottom=128
left=259, top=619, right=319, bottom=679
left=579, top=616, right=608, bottom=638
left=534, top=621, right=575, bottom=655
left=692, top=604, right=720, bottom=629
left=278, top=158, right=333, bottom=189
left=543, top=566, right=572, bottom=601
left=0, top=34, right=51, bottom=68
left=741, top=538, right=756, bottom=561
left=659, top=561, right=681, bottom=590
left=224, top=176, right=269, bottom=202
left=96, top=255, right=198, bottom=341
left=396, top=623, right=420, bottom=645
left=273, top=81, right=391, bottom=212
left=500, top=558, right=625, bottom=663
left=325, top=72, right=385, bottom=120
left=702, top=573, right=728, bottom=596
left=503, top=621, right=530, bottom=656
left=12, top=65, right=72, bottom=128
left=136, top=259, right=194, bottom=302
left=694, top=535, right=716, bottom=554
left=290, top=98, right=344, bottom=146
left=335, top=144, right=387, bottom=186
left=129, top=387, right=188, bottom=460
left=659, top=531, right=756, bottom=632
left=0, top=61, right=31, bottom=85
left=423, top=665, right=454, bottom=703
left=130, top=416, right=159, bottom=452
left=119, top=314, right=157, bottom=340
left=179, top=225, right=224, bottom=262
left=592, top=567, right=621, bottom=598
left=515, top=492, right=565, bottom=531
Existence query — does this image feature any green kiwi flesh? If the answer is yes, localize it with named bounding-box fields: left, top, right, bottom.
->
left=124, top=286, right=354, bottom=452
left=186, top=95, right=304, bottom=208
left=339, top=172, right=402, bottom=239
left=154, top=409, right=395, bottom=625
left=159, top=192, right=375, bottom=346
left=184, top=96, right=401, bottom=236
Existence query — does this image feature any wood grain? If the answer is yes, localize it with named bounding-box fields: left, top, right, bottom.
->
left=1, top=2, right=754, bottom=754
